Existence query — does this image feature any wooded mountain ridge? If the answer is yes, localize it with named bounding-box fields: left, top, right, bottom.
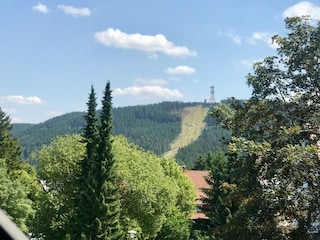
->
left=12, top=101, right=230, bottom=168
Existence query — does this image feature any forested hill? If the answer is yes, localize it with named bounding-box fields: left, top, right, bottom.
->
left=13, top=101, right=230, bottom=167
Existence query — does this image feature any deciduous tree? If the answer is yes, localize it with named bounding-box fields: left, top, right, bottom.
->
left=212, top=16, right=320, bottom=239
left=31, top=134, right=84, bottom=239
left=0, top=108, right=36, bottom=233
left=33, top=134, right=195, bottom=239
left=113, top=136, right=195, bottom=239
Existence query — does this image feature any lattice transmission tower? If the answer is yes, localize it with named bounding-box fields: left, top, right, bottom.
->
left=209, top=86, right=215, bottom=103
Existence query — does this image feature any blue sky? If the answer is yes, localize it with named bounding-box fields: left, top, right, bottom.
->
left=1, top=1, right=320, bottom=123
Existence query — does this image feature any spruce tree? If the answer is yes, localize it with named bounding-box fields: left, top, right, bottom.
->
left=0, top=108, right=34, bottom=233
left=95, top=81, right=122, bottom=239
left=0, top=108, right=22, bottom=175
left=72, top=83, right=122, bottom=239
left=72, top=86, right=100, bottom=239
left=202, top=151, right=235, bottom=238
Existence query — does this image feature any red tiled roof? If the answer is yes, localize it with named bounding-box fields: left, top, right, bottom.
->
left=183, top=169, right=210, bottom=219
left=192, top=212, right=208, bottom=219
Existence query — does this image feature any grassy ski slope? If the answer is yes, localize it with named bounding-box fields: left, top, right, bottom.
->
left=164, top=105, right=209, bottom=159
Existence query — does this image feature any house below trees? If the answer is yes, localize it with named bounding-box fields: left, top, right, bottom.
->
left=183, top=169, right=210, bottom=219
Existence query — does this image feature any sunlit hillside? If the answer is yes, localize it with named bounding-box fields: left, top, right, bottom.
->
left=164, top=105, right=209, bottom=159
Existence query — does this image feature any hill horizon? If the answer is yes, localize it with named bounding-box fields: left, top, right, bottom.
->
left=12, top=101, right=230, bottom=168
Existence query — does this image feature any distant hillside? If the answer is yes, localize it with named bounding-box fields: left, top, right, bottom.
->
left=175, top=122, right=231, bottom=168
left=164, top=106, right=209, bottom=159
left=13, top=101, right=230, bottom=167
left=11, top=123, right=35, bottom=135
left=13, top=112, right=85, bottom=158
left=176, top=102, right=231, bottom=168
left=13, top=102, right=197, bottom=158
left=112, top=101, right=196, bottom=155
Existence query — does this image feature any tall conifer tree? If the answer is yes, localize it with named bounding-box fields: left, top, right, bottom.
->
left=0, top=108, right=22, bottom=175
left=95, top=81, right=122, bottom=239
left=72, top=86, right=100, bottom=239
left=72, top=83, right=122, bottom=239
left=0, top=108, right=34, bottom=233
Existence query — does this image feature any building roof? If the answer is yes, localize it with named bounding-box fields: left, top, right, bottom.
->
left=183, top=169, right=210, bottom=219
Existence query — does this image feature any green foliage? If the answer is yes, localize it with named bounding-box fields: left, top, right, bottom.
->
left=31, top=134, right=85, bottom=239
left=193, top=152, right=214, bottom=170
left=14, top=101, right=203, bottom=159
left=112, top=101, right=196, bottom=155
left=14, top=112, right=85, bottom=159
left=210, top=16, right=320, bottom=239
left=10, top=123, right=34, bottom=135
left=156, top=157, right=196, bottom=239
left=71, top=86, right=100, bottom=239
left=0, top=108, right=22, bottom=173
left=0, top=108, right=37, bottom=233
left=95, top=82, right=122, bottom=239
left=0, top=158, right=34, bottom=233
left=155, top=208, right=191, bottom=240
left=114, top=136, right=195, bottom=239
left=32, top=134, right=195, bottom=239
left=175, top=116, right=230, bottom=168
left=200, top=152, right=235, bottom=239
left=72, top=83, right=123, bottom=240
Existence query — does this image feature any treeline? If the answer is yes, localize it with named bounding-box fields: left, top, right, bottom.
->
left=175, top=123, right=230, bottom=168
left=174, top=105, right=230, bottom=168
left=13, top=101, right=204, bottom=159
left=13, top=112, right=85, bottom=159
left=113, top=101, right=199, bottom=155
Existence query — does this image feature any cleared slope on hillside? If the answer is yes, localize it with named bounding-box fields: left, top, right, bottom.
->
left=164, top=105, right=209, bottom=159
left=14, top=102, right=199, bottom=159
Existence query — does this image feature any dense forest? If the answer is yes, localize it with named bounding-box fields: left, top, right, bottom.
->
left=175, top=124, right=230, bottom=168
left=12, top=112, right=85, bottom=159
left=112, top=101, right=198, bottom=155
left=13, top=101, right=228, bottom=167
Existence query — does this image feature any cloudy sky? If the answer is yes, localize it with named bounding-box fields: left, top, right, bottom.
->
left=1, top=1, right=320, bottom=123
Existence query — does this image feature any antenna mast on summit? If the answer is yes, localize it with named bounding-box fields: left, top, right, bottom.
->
left=209, top=86, right=215, bottom=103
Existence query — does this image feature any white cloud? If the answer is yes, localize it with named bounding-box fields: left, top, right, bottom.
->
left=113, top=86, right=183, bottom=98
left=283, top=1, right=320, bottom=20
left=11, top=117, right=24, bottom=123
left=58, top=5, right=91, bottom=17
left=47, top=111, right=63, bottom=118
left=32, top=3, right=49, bottom=13
left=226, top=30, right=242, bottom=44
left=94, top=28, right=197, bottom=57
left=3, top=108, right=17, bottom=114
left=249, top=32, right=278, bottom=49
left=2, top=108, right=21, bottom=123
left=0, top=95, right=44, bottom=104
left=239, top=59, right=263, bottom=68
left=148, top=53, right=159, bottom=60
left=169, top=76, right=180, bottom=82
left=165, top=65, right=196, bottom=75
left=218, top=30, right=242, bottom=44
left=135, top=78, right=168, bottom=86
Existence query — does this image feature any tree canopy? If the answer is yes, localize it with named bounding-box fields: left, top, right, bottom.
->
left=31, top=134, right=195, bottom=239
left=210, top=16, right=320, bottom=239
left=0, top=108, right=38, bottom=233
